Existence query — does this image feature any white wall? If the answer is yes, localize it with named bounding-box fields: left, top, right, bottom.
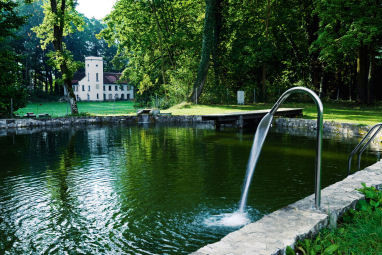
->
left=102, top=84, right=135, bottom=100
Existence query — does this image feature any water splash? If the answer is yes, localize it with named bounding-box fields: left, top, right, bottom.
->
left=238, top=113, right=273, bottom=212
left=204, top=211, right=250, bottom=227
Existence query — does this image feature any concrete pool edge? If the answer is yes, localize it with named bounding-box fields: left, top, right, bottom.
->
left=192, top=160, right=382, bottom=255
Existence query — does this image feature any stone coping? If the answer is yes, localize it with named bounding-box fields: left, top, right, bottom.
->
left=192, top=160, right=382, bottom=255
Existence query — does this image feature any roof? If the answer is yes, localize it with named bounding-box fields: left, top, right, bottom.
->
left=104, top=72, right=127, bottom=84
left=72, top=72, right=128, bottom=85
left=72, top=72, right=86, bottom=85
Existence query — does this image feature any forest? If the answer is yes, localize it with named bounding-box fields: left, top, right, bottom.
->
left=1, top=0, right=381, bottom=115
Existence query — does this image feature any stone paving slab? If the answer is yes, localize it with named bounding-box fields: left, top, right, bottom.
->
left=192, top=160, right=382, bottom=255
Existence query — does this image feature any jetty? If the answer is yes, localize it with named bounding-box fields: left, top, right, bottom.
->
left=201, top=108, right=303, bottom=128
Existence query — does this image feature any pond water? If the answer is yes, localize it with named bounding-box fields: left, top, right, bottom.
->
left=0, top=124, right=380, bottom=254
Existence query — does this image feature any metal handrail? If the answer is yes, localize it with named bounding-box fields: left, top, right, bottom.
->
left=348, top=123, right=382, bottom=175
left=269, top=87, right=324, bottom=209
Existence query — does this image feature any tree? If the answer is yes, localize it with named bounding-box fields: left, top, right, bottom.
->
left=0, top=0, right=28, bottom=117
left=315, top=0, right=382, bottom=103
left=33, top=0, right=84, bottom=114
left=190, top=0, right=216, bottom=103
left=101, top=0, right=204, bottom=107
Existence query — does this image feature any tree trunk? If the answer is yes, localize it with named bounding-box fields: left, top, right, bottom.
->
left=50, top=0, right=78, bottom=114
left=356, top=45, right=370, bottom=104
left=260, top=0, right=271, bottom=102
left=190, top=0, right=216, bottom=102
left=368, top=49, right=375, bottom=104
left=212, top=0, right=222, bottom=102
left=48, top=71, right=53, bottom=94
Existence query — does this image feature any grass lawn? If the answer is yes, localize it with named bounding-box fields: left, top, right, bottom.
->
left=164, top=101, right=382, bottom=125
left=16, top=101, right=136, bottom=117
left=16, top=100, right=381, bottom=125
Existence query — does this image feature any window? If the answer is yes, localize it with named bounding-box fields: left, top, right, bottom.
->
left=88, top=85, right=91, bottom=91
left=121, top=94, right=125, bottom=100
left=103, top=94, right=106, bottom=100
left=109, top=85, right=112, bottom=91
left=115, top=85, right=118, bottom=91
left=97, top=93, right=99, bottom=99
left=96, top=73, right=99, bottom=82
left=121, top=85, right=124, bottom=91
left=96, top=64, right=98, bottom=67
left=82, top=85, right=85, bottom=91
left=115, top=94, right=118, bottom=100
left=108, top=94, right=112, bottom=100
left=127, top=94, right=130, bottom=100
left=87, top=94, right=90, bottom=100
left=77, top=95, right=80, bottom=100
left=88, top=73, right=90, bottom=81
left=96, top=84, right=99, bottom=90
left=103, top=86, right=105, bottom=91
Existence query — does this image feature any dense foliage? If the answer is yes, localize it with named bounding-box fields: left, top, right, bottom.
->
left=1, top=0, right=382, bottom=112
left=101, top=0, right=382, bottom=106
left=0, top=0, right=28, bottom=116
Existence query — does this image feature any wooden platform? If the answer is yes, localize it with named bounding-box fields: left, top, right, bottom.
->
left=201, top=108, right=303, bottom=128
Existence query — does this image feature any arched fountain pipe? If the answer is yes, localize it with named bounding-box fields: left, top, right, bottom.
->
left=346, top=123, right=382, bottom=174
left=239, top=87, right=323, bottom=211
left=270, top=87, right=323, bottom=209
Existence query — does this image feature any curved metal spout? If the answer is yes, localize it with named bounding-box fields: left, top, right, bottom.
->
left=269, top=87, right=323, bottom=209
left=347, top=123, right=382, bottom=175
left=239, top=86, right=323, bottom=212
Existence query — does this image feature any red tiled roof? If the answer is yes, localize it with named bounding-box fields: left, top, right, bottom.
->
left=72, top=72, right=86, bottom=85
left=104, top=73, right=125, bottom=84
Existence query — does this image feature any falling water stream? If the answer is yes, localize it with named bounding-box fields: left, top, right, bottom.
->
left=239, top=113, right=274, bottom=212
left=205, top=113, right=274, bottom=227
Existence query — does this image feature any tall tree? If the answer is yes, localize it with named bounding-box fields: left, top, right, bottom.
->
left=315, top=0, right=382, bottom=104
left=0, top=0, right=28, bottom=117
left=190, top=0, right=216, bottom=102
left=101, top=0, right=203, bottom=106
left=33, top=0, right=84, bottom=114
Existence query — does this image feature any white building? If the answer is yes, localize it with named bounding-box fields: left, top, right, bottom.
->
left=70, top=56, right=134, bottom=101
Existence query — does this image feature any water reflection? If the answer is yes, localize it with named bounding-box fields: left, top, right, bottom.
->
left=0, top=124, right=380, bottom=254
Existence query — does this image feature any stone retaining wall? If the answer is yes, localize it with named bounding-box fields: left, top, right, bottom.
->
left=0, top=115, right=208, bottom=130
left=193, top=160, right=382, bottom=255
left=274, top=117, right=371, bottom=137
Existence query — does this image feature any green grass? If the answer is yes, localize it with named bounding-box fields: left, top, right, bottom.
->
left=16, top=100, right=381, bottom=125
left=163, top=101, right=382, bottom=125
left=16, top=101, right=136, bottom=117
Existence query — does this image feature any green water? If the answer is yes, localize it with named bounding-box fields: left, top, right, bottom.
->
left=0, top=124, right=380, bottom=254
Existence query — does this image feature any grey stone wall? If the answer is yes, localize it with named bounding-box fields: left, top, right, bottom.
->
left=274, top=118, right=382, bottom=145
left=0, top=115, right=210, bottom=130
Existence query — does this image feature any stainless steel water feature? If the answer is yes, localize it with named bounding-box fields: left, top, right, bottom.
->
left=239, top=86, right=323, bottom=211
left=348, top=123, right=382, bottom=175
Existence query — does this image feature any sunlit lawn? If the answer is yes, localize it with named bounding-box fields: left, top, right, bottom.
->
left=16, top=101, right=136, bottom=117
left=164, top=101, right=382, bottom=125
left=16, top=100, right=382, bottom=125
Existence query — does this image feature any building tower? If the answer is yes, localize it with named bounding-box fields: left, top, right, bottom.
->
left=85, top=56, right=103, bottom=101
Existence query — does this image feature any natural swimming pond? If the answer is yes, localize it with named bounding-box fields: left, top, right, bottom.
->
left=0, top=124, right=380, bottom=254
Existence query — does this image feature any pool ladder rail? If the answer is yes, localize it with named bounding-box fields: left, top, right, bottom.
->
left=269, top=87, right=324, bottom=209
left=347, top=123, right=382, bottom=175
